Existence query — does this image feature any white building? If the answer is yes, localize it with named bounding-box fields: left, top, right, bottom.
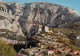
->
left=38, top=25, right=52, bottom=33
left=48, top=50, right=54, bottom=55
left=45, top=26, right=52, bottom=33
left=76, top=35, right=80, bottom=40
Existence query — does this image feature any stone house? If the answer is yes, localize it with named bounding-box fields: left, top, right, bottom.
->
left=45, top=26, right=52, bottom=33
left=76, top=35, right=80, bottom=40
left=38, top=25, right=52, bottom=33
left=48, top=50, right=54, bottom=56
left=63, top=48, right=71, bottom=54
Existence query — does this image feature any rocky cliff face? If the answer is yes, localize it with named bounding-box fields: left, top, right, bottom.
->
left=0, top=1, right=80, bottom=36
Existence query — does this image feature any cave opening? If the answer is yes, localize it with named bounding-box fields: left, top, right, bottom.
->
left=13, top=41, right=37, bottom=52
left=26, top=41, right=36, bottom=48
left=13, top=44, right=25, bottom=52
left=13, top=30, right=40, bottom=52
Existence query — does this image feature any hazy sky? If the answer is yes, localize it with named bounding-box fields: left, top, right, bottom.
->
left=3, top=0, right=80, bottom=16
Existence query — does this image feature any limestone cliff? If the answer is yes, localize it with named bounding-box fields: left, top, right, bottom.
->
left=0, top=1, right=80, bottom=36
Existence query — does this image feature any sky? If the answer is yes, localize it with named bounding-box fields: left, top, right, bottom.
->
left=3, top=0, right=80, bottom=16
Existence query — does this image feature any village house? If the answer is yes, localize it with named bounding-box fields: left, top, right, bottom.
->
left=70, top=50, right=80, bottom=56
left=76, top=35, right=80, bottom=40
left=45, top=26, right=52, bottom=33
left=48, top=50, right=54, bottom=56
left=35, top=54, right=43, bottom=56
left=37, top=25, right=52, bottom=33
left=63, top=48, right=71, bottom=54
left=37, top=25, right=42, bottom=33
left=41, top=44, right=45, bottom=49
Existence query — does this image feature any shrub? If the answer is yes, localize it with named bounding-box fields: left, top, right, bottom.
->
left=68, top=44, right=80, bottom=50
left=0, top=40, right=16, bottom=56
left=20, top=50, right=29, bottom=56
left=16, top=35, right=27, bottom=41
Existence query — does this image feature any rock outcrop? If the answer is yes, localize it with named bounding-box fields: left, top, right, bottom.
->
left=0, top=1, right=80, bottom=36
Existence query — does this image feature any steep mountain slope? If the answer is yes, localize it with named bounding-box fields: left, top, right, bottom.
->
left=0, top=1, right=80, bottom=56
left=0, top=1, right=80, bottom=36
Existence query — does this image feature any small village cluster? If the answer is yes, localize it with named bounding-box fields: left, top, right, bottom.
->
left=33, top=43, right=80, bottom=56
left=19, top=45, right=80, bottom=56
left=17, top=33, right=80, bottom=56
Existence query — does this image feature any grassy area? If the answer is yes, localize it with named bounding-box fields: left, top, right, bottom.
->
left=49, top=23, right=80, bottom=50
